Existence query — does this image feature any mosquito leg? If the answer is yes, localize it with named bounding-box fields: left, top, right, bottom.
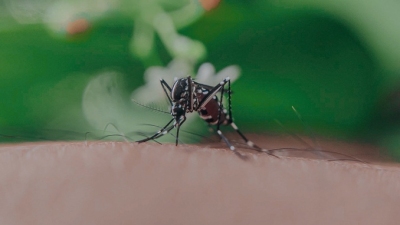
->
left=223, top=79, right=258, bottom=151
left=230, top=122, right=259, bottom=149
left=223, top=80, right=278, bottom=158
left=197, top=77, right=230, bottom=109
left=212, top=129, right=245, bottom=159
left=230, top=122, right=279, bottom=158
left=215, top=130, right=234, bottom=151
left=136, top=119, right=174, bottom=143
left=215, top=78, right=233, bottom=150
left=175, top=116, right=186, bottom=146
left=133, top=132, right=163, bottom=144
left=187, top=76, right=194, bottom=112
left=227, top=78, right=233, bottom=122
left=160, top=79, right=173, bottom=104
left=216, top=78, right=226, bottom=137
left=214, top=79, right=246, bottom=159
left=147, top=125, right=176, bottom=142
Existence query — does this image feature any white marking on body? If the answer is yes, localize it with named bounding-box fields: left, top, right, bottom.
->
left=230, top=146, right=235, bottom=151
left=200, top=115, right=212, bottom=119
left=226, top=77, right=230, bottom=80
left=231, top=123, right=238, bottom=130
left=220, top=81, right=224, bottom=85
left=217, top=130, right=222, bottom=135
left=247, top=141, right=254, bottom=147
left=162, top=131, right=168, bottom=134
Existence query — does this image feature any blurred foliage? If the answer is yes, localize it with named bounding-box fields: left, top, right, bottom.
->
left=0, top=0, right=400, bottom=158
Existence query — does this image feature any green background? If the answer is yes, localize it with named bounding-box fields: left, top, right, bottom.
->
left=1, top=1, right=399, bottom=158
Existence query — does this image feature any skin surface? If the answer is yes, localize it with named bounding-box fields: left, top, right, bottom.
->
left=0, top=137, right=400, bottom=225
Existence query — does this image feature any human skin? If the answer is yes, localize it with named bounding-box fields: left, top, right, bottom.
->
left=0, top=137, right=400, bottom=225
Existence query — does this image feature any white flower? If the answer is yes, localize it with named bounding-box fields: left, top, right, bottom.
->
left=5, top=0, right=206, bottom=63
left=43, top=0, right=116, bottom=34
left=195, top=62, right=240, bottom=86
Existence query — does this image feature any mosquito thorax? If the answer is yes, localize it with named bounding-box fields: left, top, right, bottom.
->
left=170, top=78, right=190, bottom=101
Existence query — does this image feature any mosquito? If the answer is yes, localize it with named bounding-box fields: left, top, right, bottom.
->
left=136, top=76, right=275, bottom=157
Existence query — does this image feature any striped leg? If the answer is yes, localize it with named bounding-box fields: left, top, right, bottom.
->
left=229, top=122, right=278, bottom=158
left=223, top=79, right=278, bottom=158
left=198, top=77, right=230, bottom=109
left=211, top=78, right=246, bottom=159
left=215, top=78, right=236, bottom=151
left=136, top=118, right=174, bottom=143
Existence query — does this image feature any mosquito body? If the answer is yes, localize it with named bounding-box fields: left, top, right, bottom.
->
left=136, top=76, right=273, bottom=156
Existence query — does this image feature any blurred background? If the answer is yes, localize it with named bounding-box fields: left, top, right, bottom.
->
left=0, top=0, right=399, bottom=159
